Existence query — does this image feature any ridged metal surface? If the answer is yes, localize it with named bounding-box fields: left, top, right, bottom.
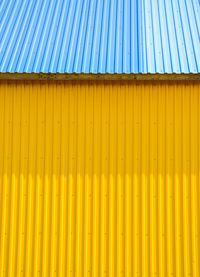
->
left=0, top=0, right=200, bottom=73
left=0, top=80, right=200, bottom=276
left=140, top=0, right=200, bottom=73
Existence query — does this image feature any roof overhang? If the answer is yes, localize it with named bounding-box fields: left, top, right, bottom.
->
left=0, top=73, right=200, bottom=81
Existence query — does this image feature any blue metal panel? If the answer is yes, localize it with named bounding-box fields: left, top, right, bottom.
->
left=0, top=0, right=199, bottom=73
left=140, top=0, right=200, bottom=73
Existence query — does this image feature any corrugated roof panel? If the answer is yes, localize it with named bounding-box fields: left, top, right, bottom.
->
left=0, top=0, right=200, bottom=73
left=141, top=0, right=200, bottom=73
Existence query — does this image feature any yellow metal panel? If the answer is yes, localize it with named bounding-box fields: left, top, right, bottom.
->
left=0, top=80, right=200, bottom=276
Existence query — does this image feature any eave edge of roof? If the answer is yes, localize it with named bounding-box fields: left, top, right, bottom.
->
left=0, top=73, right=200, bottom=81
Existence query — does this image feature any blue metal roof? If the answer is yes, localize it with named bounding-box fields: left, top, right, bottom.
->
left=0, top=0, right=200, bottom=73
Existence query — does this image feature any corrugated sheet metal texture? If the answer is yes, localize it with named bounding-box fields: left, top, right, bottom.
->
left=0, top=0, right=200, bottom=74
left=140, top=0, right=200, bottom=73
left=0, top=80, right=200, bottom=276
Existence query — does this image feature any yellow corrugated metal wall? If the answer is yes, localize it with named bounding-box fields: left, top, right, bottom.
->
left=0, top=80, right=200, bottom=276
